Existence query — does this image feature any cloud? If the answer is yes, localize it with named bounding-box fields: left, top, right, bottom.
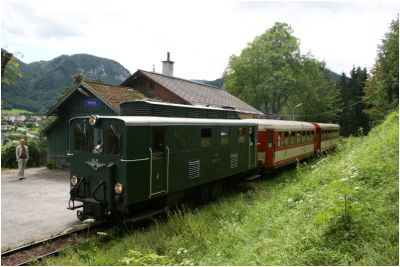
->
left=1, top=0, right=398, bottom=79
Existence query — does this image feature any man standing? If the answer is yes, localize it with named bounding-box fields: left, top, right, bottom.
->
left=16, top=139, right=29, bottom=180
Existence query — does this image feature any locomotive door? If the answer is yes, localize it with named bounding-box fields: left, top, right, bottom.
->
left=249, top=126, right=256, bottom=168
left=149, top=127, right=168, bottom=198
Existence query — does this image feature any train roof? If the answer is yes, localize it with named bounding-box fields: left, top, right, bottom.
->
left=315, top=123, right=340, bottom=129
left=71, top=116, right=258, bottom=127
left=244, top=119, right=315, bottom=131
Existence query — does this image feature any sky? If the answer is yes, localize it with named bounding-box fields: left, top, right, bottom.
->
left=1, top=0, right=398, bottom=80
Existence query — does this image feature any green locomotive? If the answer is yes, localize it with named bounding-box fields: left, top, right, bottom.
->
left=68, top=108, right=258, bottom=221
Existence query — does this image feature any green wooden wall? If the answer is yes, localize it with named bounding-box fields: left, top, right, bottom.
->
left=46, top=90, right=117, bottom=169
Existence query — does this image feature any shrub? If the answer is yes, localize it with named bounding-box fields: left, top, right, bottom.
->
left=1, top=140, right=41, bottom=168
left=1, top=141, right=19, bottom=168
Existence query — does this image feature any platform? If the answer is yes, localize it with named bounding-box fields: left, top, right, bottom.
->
left=1, top=167, right=81, bottom=250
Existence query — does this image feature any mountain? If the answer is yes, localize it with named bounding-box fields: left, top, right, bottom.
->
left=1, top=52, right=131, bottom=113
left=192, top=78, right=224, bottom=88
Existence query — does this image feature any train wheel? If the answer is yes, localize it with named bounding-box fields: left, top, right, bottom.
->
left=77, top=210, right=86, bottom=221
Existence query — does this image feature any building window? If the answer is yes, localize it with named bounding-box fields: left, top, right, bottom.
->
left=238, top=127, right=246, bottom=143
left=221, top=127, right=230, bottom=145
left=201, top=128, right=212, bottom=147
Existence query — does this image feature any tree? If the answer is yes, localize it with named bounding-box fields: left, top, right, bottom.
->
left=287, top=56, right=340, bottom=122
left=363, top=16, right=399, bottom=125
left=338, top=67, right=369, bottom=136
left=1, top=48, right=22, bottom=86
left=223, top=22, right=301, bottom=114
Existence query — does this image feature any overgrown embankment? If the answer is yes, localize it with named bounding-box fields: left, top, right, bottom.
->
left=45, top=111, right=399, bottom=266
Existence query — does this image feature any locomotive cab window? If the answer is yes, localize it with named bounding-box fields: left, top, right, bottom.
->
left=88, top=127, right=103, bottom=154
left=238, top=128, right=246, bottom=143
left=201, top=128, right=212, bottom=147
left=221, top=128, right=230, bottom=145
left=105, top=126, right=121, bottom=155
left=173, top=128, right=187, bottom=150
left=74, top=123, right=86, bottom=151
left=152, top=127, right=165, bottom=153
left=249, top=127, right=255, bottom=146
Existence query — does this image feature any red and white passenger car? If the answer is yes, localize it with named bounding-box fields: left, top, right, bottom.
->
left=247, top=119, right=340, bottom=170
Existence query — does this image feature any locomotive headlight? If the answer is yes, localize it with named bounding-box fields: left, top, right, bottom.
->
left=71, top=175, right=78, bottom=186
left=114, top=183, right=123, bottom=194
left=88, top=115, right=98, bottom=126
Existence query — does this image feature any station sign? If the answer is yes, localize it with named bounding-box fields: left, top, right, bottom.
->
left=84, top=98, right=101, bottom=107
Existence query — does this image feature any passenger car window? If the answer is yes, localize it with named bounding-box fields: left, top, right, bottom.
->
left=221, top=128, right=230, bottom=145
left=201, top=128, right=212, bottom=147
left=297, top=132, right=301, bottom=144
left=284, top=132, right=289, bottom=146
left=277, top=132, right=281, bottom=147
left=268, top=132, right=273, bottom=148
left=291, top=131, right=296, bottom=144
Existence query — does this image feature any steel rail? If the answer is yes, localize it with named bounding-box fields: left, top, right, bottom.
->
left=1, top=222, right=104, bottom=266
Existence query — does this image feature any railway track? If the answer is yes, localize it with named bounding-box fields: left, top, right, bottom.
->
left=1, top=221, right=106, bottom=266
left=1, top=209, right=165, bottom=266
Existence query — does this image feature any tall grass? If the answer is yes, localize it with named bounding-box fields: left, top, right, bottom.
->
left=45, top=111, right=398, bottom=266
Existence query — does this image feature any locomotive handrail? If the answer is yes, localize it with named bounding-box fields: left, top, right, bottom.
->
left=72, top=176, right=86, bottom=198
left=166, top=146, right=169, bottom=193
left=120, top=158, right=149, bottom=162
left=149, top=147, right=153, bottom=198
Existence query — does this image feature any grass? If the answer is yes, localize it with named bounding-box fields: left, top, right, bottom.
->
left=1, top=108, right=33, bottom=115
left=44, top=111, right=398, bottom=266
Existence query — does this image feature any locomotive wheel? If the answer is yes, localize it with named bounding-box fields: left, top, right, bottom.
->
left=77, top=210, right=86, bottom=221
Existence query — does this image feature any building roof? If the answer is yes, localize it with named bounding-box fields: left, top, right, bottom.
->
left=46, top=80, right=146, bottom=115
left=86, top=81, right=146, bottom=113
left=122, top=70, right=264, bottom=115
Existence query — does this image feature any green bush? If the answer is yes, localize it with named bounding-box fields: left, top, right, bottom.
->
left=1, top=141, right=19, bottom=168
left=7, top=133, right=27, bottom=141
left=1, top=140, right=41, bottom=168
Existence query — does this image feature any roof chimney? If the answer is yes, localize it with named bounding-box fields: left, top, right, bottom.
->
left=162, top=52, right=174, bottom=76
